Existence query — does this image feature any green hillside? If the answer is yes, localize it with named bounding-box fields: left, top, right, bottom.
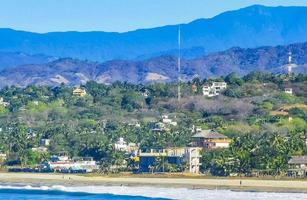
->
left=0, top=71, right=306, bottom=176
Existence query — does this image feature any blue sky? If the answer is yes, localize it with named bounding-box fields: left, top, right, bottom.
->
left=1, top=0, right=307, bottom=33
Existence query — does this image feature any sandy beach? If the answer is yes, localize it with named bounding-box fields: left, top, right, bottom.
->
left=0, top=172, right=307, bottom=193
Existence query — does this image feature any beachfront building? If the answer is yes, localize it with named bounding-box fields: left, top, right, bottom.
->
left=166, top=147, right=202, bottom=174
left=288, top=156, right=307, bottom=177
left=138, top=147, right=202, bottom=174
left=191, top=129, right=231, bottom=150
left=46, top=156, right=98, bottom=173
left=202, top=82, right=227, bottom=97
left=138, top=149, right=180, bottom=173
left=73, top=87, right=87, bottom=97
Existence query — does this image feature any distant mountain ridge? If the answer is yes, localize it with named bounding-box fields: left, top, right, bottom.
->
left=0, top=52, right=56, bottom=70
left=0, top=42, right=306, bottom=87
left=0, top=5, right=307, bottom=61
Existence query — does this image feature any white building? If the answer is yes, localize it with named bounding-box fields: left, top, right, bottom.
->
left=165, top=147, right=202, bottom=174
left=114, top=137, right=128, bottom=151
left=47, top=156, right=98, bottom=172
left=184, top=147, right=202, bottom=174
left=40, top=139, right=51, bottom=146
left=161, top=114, right=177, bottom=126
left=203, top=82, right=227, bottom=97
left=127, top=143, right=139, bottom=155
left=141, top=89, right=150, bottom=97
left=0, top=153, right=6, bottom=163
left=32, top=147, right=48, bottom=152
left=114, top=137, right=139, bottom=153
left=284, top=88, right=293, bottom=95
left=212, top=82, right=227, bottom=92
left=0, top=97, right=9, bottom=107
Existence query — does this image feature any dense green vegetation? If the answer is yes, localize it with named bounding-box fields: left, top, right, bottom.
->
left=0, top=72, right=306, bottom=176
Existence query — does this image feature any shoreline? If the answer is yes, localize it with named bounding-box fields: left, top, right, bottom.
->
left=1, top=172, right=307, bottom=193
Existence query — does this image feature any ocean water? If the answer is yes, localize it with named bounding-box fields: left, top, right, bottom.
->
left=0, top=185, right=306, bottom=200
left=0, top=188, right=168, bottom=200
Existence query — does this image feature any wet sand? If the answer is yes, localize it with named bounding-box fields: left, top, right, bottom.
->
left=0, top=172, right=307, bottom=193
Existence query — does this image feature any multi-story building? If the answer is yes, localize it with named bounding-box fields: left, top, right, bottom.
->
left=166, top=147, right=202, bottom=174
left=138, top=147, right=202, bottom=174
left=191, top=129, right=231, bottom=150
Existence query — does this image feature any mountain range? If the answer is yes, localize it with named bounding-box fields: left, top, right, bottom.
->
left=0, top=42, right=306, bottom=87
left=0, top=5, right=307, bottom=62
left=0, top=4, right=306, bottom=87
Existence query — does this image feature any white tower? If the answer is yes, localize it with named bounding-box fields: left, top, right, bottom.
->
left=287, top=51, right=293, bottom=75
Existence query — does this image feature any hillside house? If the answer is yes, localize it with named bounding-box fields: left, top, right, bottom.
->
left=125, top=119, right=141, bottom=128
left=141, top=89, right=150, bottom=97
left=114, top=137, right=139, bottom=154
left=114, top=137, right=127, bottom=151
left=0, top=97, right=9, bottom=107
left=73, top=88, right=87, bottom=97
left=0, top=153, right=6, bottom=164
left=32, top=146, right=48, bottom=153
left=203, top=82, right=227, bottom=97
left=40, top=139, right=51, bottom=146
left=161, top=114, right=177, bottom=126
left=191, top=129, right=231, bottom=150
left=284, top=88, right=293, bottom=95
left=192, top=84, right=197, bottom=93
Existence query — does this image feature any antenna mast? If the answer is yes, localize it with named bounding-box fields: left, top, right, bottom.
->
left=288, top=51, right=292, bottom=76
left=177, top=26, right=181, bottom=102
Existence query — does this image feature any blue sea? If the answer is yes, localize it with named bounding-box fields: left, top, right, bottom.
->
left=0, top=188, right=169, bottom=200
left=0, top=185, right=307, bottom=200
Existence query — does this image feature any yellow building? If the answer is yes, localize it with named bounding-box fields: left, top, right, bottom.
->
left=73, top=88, right=87, bottom=97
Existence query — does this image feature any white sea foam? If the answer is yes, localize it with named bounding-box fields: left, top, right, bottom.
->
left=0, top=184, right=306, bottom=200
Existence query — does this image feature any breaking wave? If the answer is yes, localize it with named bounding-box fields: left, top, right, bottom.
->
left=0, top=184, right=307, bottom=200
